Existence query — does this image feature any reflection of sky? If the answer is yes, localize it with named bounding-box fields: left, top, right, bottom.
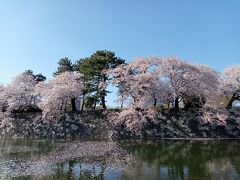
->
left=160, top=165, right=168, bottom=178
left=63, top=162, right=123, bottom=180
left=206, top=160, right=240, bottom=180
left=159, top=165, right=189, bottom=179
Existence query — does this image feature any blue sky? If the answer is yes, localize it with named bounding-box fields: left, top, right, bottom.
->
left=0, top=0, right=239, bottom=106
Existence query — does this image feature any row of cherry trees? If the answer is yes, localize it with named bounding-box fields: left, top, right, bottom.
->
left=0, top=56, right=240, bottom=117
left=0, top=71, right=84, bottom=116
left=109, top=57, right=240, bottom=110
left=108, top=57, right=220, bottom=109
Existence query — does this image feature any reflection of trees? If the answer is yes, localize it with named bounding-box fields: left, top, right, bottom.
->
left=0, top=138, right=57, bottom=180
left=231, top=155, right=240, bottom=175
left=118, top=140, right=240, bottom=180
left=2, top=139, right=240, bottom=179
left=45, top=159, right=108, bottom=180
left=0, top=138, right=55, bottom=159
left=38, top=145, right=139, bottom=180
left=45, top=140, right=240, bottom=180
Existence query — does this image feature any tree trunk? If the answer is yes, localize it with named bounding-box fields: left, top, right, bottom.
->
left=101, top=73, right=107, bottom=109
left=121, top=100, right=123, bottom=109
left=101, top=92, right=106, bottom=109
left=154, top=98, right=157, bottom=107
left=71, top=98, right=77, bottom=111
left=94, top=76, right=101, bottom=111
left=174, top=97, right=179, bottom=109
left=64, top=101, right=67, bottom=111
left=93, top=98, right=97, bottom=110
left=60, top=102, right=63, bottom=111
left=227, top=96, right=235, bottom=109
left=81, top=94, right=85, bottom=111
left=166, top=103, right=170, bottom=109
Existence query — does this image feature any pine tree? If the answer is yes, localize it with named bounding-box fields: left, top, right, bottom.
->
left=74, top=50, right=125, bottom=110
left=53, top=57, right=73, bottom=76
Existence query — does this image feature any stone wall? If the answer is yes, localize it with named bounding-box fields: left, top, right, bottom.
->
left=0, top=108, right=240, bottom=139
left=112, top=108, right=240, bottom=139
left=0, top=111, right=112, bottom=139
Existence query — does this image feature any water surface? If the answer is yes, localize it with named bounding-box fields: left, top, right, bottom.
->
left=0, top=138, right=240, bottom=180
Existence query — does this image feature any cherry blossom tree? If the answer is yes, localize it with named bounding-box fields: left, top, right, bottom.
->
left=178, top=64, right=220, bottom=108
left=221, top=65, right=240, bottom=108
left=108, top=57, right=164, bottom=108
left=108, top=56, right=220, bottom=109
left=201, top=108, right=228, bottom=126
left=108, top=107, right=158, bottom=133
left=0, top=84, right=7, bottom=112
left=34, top=71, right=85, bottom=117
left=156, top=57, right=220, bottom=108
left=0, top=73, right=38, bottom=112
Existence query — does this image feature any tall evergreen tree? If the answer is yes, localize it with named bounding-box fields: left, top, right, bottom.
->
left=34, top=74, right=46, bottom=83
left=74, top=50, right=125, bottom=109
left=53, top=57, right=73, bottom=76
left=23, top=69, right=46, bottom=83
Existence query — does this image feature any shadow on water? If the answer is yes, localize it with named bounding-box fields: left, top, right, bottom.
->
left=0, top=138, right=240, bottom=180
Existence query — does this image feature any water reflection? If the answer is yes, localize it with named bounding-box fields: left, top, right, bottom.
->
left=0, top=138, right=56, bottom=159
left=42, top=162, right=122, bottom=180
left=120, top=140, right=240, bottom=179
left=0, top=139, right=240, bottom=180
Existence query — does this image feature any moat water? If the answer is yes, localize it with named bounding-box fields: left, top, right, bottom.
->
left=0, top=138, right=240, bottom=180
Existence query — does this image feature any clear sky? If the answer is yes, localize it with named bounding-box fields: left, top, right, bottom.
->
left=0, top=0, right=239, bottom=106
